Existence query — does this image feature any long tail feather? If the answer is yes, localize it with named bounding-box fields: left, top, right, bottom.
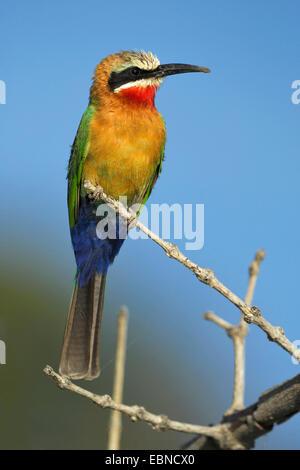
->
left=59, top=271, right=106, bottom=380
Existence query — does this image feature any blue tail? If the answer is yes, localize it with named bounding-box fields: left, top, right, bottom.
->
left=71, top=197, right=125, bottom=286
left=59, top=198, right=125, bottom=380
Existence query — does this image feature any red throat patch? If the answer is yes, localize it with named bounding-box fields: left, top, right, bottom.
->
left=119, top=85, right=157, bottom=108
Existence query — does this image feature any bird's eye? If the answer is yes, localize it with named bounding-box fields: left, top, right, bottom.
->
left=130, top=67, right=141, bottom=76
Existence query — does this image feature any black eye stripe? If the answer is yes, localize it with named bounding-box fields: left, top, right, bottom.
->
left=108, top=66, right=158, bottom=91
left=131, top=67, right=140, bottom=75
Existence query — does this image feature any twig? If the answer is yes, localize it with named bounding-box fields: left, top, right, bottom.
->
left=43, top=365, right=228, bottom=442
left=227, top=250, right=265, bottom=414
left=245, top=249, right=266, bottom=306
left=230, top=250, right=266, bottom=412
left=107, top=307, right=129, bottom=450
left=204, top=250, right=266, bottom=414
left=83, top=181, right=300, bottom=364
left=203, top=311, right=247, bottom=414
left=203, top=311, right=232, bottom=331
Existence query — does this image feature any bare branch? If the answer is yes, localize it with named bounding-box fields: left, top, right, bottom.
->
left=225, top=249, right=266, bottom=415
left=227, top=334, right=246, bottom=414
left=43, top=365, right=228, bottom=442
left=84, top=181, right=300, bottom=364
left=204, top=311, right=248, bottom=414
left=108, top=307, right=129, bottom=450
left=245, top=249, right=266, bottom=306
left=204, top=250, right=266, bottom=415
left=44, top=365, right=300, bottom=450
left=203, top=311, right=232, bottom=331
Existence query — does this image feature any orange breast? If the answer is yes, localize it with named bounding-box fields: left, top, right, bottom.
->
left=83, top=103, right=166, bottom=203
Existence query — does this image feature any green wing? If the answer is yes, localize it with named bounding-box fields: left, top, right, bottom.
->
left=138, top=116, right=166, bottom=212
left=67, top=105, right=95, bottom=229
left=140, top=151, right=164, bottom=207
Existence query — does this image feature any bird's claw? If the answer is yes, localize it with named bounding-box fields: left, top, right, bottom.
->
left=128, top=212, right=138, bottom=230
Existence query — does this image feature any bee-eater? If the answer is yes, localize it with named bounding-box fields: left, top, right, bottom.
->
left=59, top=50, right=210, bottom=380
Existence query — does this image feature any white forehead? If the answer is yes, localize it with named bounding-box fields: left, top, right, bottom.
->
left=130, top=51, right=160, bottom=70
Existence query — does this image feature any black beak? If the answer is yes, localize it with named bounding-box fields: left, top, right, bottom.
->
left=109, top=62, right=210, bottom=91
left=153, top=63, right=210, bottom=78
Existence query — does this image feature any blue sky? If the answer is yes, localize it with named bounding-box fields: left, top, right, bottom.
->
left=1, top=0, right=300, bottom=449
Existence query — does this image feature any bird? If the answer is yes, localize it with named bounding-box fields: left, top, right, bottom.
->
left=59, top=50, right=210, bottom=380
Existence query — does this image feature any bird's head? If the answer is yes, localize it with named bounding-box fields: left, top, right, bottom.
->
left=90, top=50, right=210, bottom=108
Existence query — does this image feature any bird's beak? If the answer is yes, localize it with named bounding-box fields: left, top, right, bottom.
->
left=153, top=63, right=211, bottom=78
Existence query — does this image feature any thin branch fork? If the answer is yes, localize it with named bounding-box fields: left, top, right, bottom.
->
left=84, top=181, right=300, bottom=364
left=204, top=249, right=266, bottom=415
